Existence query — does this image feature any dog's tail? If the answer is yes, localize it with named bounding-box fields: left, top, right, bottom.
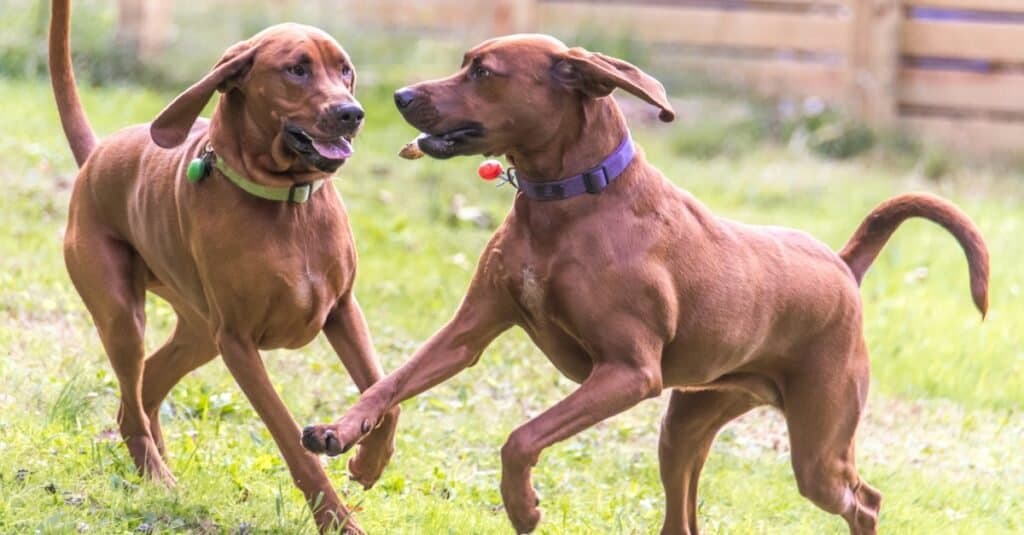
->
left=839, top=192, right=989, bottom=317
left=49, top=0, right=97, bottom=167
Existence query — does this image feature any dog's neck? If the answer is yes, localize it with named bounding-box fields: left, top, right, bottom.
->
left=209, top=93, right=331, bottom=187
left=507, top=98, right=628, bottom=184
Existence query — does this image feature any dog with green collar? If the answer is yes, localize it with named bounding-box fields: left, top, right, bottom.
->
left=49, top=1, right=397, bottom=533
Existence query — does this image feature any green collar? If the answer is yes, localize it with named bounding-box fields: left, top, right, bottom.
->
left=213, top=157, right=326, bottom=204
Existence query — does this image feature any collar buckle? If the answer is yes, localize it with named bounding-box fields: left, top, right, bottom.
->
left=288, top=183, right=313, bottom=203
left=582, top=166, right=610, bottom=194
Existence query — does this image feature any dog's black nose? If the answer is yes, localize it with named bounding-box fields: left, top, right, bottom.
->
left=394, top=87, right=417, bottom=110
left=329, top=103, right=364, bottom=127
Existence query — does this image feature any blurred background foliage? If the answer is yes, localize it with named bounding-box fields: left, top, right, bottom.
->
left=3, top=0, right=962, bottom=168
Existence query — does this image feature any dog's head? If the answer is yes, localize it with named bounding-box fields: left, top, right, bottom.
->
left=394, top=34, right=674, bottom=160
left=150, top=23, right=360, bottom=174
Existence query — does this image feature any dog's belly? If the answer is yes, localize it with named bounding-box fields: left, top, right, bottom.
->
left=661, top=338, right=761, bottom=386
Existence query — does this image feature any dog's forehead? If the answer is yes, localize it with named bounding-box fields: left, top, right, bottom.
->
left=467, top=33, right=567, bottom=63
left=251, top=23, right=348, bottom=61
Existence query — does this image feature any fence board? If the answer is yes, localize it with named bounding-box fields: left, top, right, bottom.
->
left=903, top=116, right=1024, bottom=154
left=903, top=19, right=1024, bottom=62
left=336, top=0, right=504, bottom=31
left=663, top=57, right=846, bottom=99
left=537, top=0, right=849, bottom=6
left=332, top=0, right=1024, bottom=155
left=847, top=0, right=901, bottom=124
left=537, top=4, right=849, bottom=53
left=905, top=0, right=1024, bottom=12
left=900, top=68, right=1024, bottom=113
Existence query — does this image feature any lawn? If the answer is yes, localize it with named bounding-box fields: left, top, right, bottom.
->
left=0, top=74, right=1021, bottom=535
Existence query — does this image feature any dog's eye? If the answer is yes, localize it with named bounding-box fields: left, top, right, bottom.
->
left=341, top=65, right=352, bottom=79
left=469, top=65, right=491, bottom=81
left=286, top=64, right=309, bottom=78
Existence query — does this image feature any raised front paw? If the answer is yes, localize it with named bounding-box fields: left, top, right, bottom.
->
left=347, top=406, right=400, bottom=489
left=302, top=408, right=380, bottom=457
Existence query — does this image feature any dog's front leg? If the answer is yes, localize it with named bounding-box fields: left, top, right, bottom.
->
left=321, top=294, right=400, bottom=489
left=303, top=281, right=514, bottom=458
left=500, top=343, right=663, bottom=533
left=218, top=333, right=363, bottom=535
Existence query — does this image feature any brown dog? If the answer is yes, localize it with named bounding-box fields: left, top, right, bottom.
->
left=302, top=34, right=990, bottom=534
left=49, top=1, right=399, bottom=532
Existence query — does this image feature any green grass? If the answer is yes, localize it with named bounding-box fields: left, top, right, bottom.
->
left=1, top=76, right=1022, bottom=534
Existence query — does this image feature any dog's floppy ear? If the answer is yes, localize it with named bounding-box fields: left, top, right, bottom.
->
left=150, top=42, right=259, bottom=148
left=554, top=47, right=675, bottom=123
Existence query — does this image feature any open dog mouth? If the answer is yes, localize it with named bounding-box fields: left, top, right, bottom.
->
left=413, top=124, right=486, bottom=159
left=283, top=125, right=354, bottom=171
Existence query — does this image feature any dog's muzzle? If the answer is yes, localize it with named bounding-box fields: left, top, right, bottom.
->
left=393, top=88, right=486, bottom=159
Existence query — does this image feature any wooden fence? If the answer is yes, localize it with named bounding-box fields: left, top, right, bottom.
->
left=334, top=0, right=1024, bottom=155
left=121, top=0, right=1024, bottom=154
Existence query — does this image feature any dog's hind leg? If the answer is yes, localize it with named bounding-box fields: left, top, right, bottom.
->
left=65, top=226, right=174, bottom=484
left=782, top=343, right=881, bottom=535
left=658, top=388, right=760, bottom=535
left=139, top=308, right=218, bottom=458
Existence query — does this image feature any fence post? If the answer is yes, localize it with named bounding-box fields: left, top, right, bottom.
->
left=115, top=0, right=144, bottom=60
left=847, top=0, right=902, bottom=125
left=513, top=0, right=538, bottom=33
left=494, top=0, right=537, bottom=35
left=115, top=0, right=173, bottom=65
left=139, top=0, right=172, bottom=62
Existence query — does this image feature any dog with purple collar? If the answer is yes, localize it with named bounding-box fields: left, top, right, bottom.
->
left=303, top=34, right=989, bottom=534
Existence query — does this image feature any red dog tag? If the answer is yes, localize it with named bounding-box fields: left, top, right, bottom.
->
left=478, top=159, right=503, bottom=181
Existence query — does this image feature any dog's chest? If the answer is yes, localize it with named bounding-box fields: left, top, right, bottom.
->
left=517, top=264, right=547, bottom=321
left=252, top=255, right=350, bottom=349
left=499, top=259, right=593, bottom=382
left=498, top=251, right=557, bottom=327
left=198, top=208, right=355, bottom=349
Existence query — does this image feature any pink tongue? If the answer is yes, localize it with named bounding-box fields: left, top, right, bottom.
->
left=311, top=137, right=353, bottom=160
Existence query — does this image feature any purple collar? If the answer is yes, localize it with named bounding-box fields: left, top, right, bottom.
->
left=515, top=132, right=635, bottom=201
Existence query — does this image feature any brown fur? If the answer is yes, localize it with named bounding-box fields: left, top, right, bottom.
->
left=303, top=34, right=990, bottom=534
left=49, top=2, right=399, bottom=533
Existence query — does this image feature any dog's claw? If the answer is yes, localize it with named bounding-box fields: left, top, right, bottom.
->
left=301, top=425, right=323, bottom=452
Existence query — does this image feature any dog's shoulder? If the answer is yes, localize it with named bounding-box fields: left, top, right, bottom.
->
left=86, top=120, right=209, bottom=170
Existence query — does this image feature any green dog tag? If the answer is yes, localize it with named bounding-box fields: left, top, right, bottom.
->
left=186, top=158, right=208, bottom=183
